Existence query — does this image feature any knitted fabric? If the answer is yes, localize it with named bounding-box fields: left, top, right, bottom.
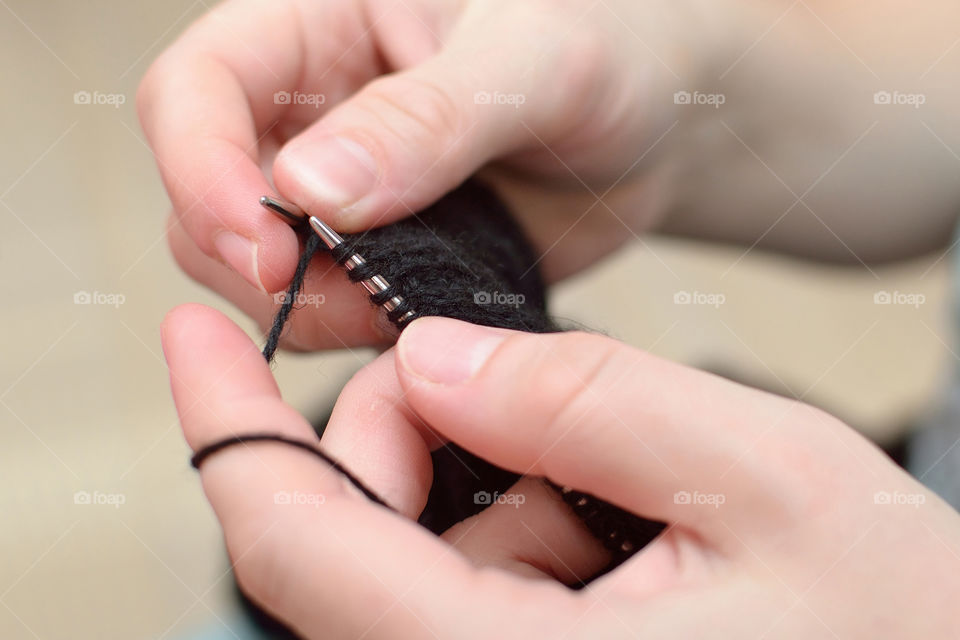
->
left=328, top=179, right=555, bottom=334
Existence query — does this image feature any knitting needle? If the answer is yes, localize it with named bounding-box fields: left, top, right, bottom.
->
left=259, top=196, right=416, bottom=324
left=306, top=217, right=416, bottom=323
left=259, top=195, right=307, bottom=223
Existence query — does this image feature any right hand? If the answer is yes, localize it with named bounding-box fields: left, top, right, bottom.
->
left=138, top=0, right=720, bottom=349
left=163, top=308, right=960, bottom=638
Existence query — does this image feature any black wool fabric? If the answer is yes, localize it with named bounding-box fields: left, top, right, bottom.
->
left=328, top=179, right=555, bottom=334
left=269, top=178, right=663, bottom=572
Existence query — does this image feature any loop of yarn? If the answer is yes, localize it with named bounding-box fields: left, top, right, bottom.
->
left=191, top=433, right=389, bottom=507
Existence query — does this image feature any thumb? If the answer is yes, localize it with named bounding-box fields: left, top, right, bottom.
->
left=272, top=52, right=536, bottom=232
left=394, top=317, right=820, bottom=539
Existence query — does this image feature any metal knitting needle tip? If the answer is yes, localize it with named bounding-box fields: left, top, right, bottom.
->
left=260, top=195, right=307, bottom=223
left=308, top=216, right=345, bottom=250
left=307, top=216, right=416, bottom=324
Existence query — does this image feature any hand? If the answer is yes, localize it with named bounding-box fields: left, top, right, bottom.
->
left=162, top=305, right=960, bottom=639
left=140, top=0, right=717, bottom=348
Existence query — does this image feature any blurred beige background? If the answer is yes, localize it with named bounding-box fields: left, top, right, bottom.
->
left=0, top=1, right=953, bottom=638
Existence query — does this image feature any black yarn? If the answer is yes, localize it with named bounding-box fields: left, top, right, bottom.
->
left=262, top=233, right=323, bottom=363
left=197, top=229, right=394, bottom=517
left=190, top=433, right=389, bottom=507
left=327, top=180, right=556, bottom=334
left=196, top=179, right=663, bottom=591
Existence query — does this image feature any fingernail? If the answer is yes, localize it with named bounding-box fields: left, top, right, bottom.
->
left=213, top=231, right=264, bottom=292
left=283, top=136, right=378, bottom=211
left=398, top=318, right=505, bottom=385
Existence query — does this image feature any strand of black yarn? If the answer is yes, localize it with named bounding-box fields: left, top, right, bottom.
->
left=192, top=230, right=398, bottom=514
left=263, top=232, right=322, bottom=363
left=190, top=433, right=389, bottom=507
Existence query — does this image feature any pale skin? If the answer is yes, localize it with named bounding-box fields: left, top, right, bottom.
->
left=144, top=0, right=960, bottom=636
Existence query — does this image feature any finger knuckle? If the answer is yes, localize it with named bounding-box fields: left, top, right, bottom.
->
left=358, top=74, right=468, bottom=149
left=532, top=333, right=627, bottom=463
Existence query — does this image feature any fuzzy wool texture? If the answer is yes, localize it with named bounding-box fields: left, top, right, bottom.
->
left=330, top=178, right=556, bottom=334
